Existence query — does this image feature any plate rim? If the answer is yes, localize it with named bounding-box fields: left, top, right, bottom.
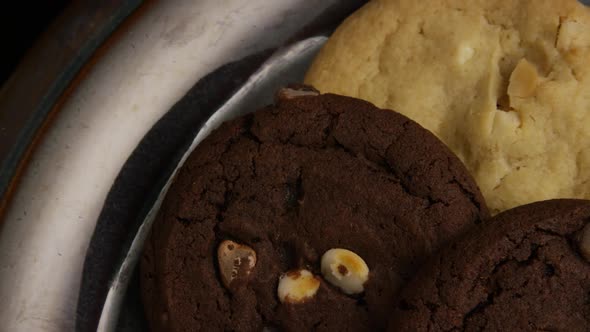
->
left=0, top=0, right=145, bottom=222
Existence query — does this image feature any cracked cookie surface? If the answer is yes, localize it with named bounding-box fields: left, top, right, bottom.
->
left=305, top=0, right=590, bottom=214
left=389, top=199, right=590, bottom=331
left=140, top=92, right=488, bottom=331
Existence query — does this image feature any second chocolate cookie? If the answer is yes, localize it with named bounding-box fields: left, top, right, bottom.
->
left=389, top=199, right=590, bottom=331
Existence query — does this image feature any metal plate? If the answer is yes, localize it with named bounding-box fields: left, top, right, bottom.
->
left=0, top=1, right=364, bottom=331
left=97, top=36, right=327, bottom=332
left=75, top=2, right=364, bottom=331
left=1, top=1, right=587, bottom=331
left=83, top=1, right=590, bottom=330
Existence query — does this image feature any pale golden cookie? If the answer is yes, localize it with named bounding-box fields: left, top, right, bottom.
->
left=305, top=0, right=590, bottom=214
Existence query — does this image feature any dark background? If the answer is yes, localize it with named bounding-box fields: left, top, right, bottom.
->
left=0, top=2, right=70, bottom=85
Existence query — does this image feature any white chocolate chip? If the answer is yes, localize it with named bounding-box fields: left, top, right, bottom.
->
left=556, top=19, right=590, bottom=52
left=217, top=240, right=257, bottom=289
left=579, top=223, right=590, bottom=261
left=508, top=58, right=539, bottom=99
left=456, top=44, right=474, bottom=65
left=277, top=269, right=320, bottom=304
left=277, top=87, right=319, bottom=100
left=321, top=248, right=369, bottom=295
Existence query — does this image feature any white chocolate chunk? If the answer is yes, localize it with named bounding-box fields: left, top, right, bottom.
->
left=321, top=248, right=369, bottom=295
left=277, top=269, right=320, bottom=304
left=557, top=19, right=590, bottom=52
left=456, top=44, right=474, bottom=65
left=217, top=240, right=257, bottom=289
left=508, top=58, right=539, bottom=99
left=277, top=87, right=319, bottom=100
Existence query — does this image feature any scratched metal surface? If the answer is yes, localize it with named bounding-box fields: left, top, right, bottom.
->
left=95, top=37, right=327, bottom=332
left=0, top=1, right=350, bottom=331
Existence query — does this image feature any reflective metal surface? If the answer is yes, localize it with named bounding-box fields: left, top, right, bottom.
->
left=0, top=1, right=344, bottom=330
left=97, top=36, right=327, bottom=331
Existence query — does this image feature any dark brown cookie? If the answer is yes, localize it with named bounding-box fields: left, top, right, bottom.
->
left=140, top=88, right=489, bottom=331
left=389, top=199, right=590, bottom=332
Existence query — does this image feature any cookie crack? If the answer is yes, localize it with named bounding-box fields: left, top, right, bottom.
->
left=376, top=21, right=401, bottom=81
left=285, top=167, right=305, bottom=214
left=243, top=113, right=263, bottom=144
left=533, top=226, right=565, bottom=239
left=381, top=159, right=446, bottom=210
left=459, top=235, right=556, bottom=329
left=555, top=16, right=564, bottom=48
left=461, top=287, right=499, bottom=331
left=445, top=157, right=485, bottom=219
left=265, top=100, right=482, bottom=217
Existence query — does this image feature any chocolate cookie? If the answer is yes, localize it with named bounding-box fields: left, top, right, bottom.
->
left=140, top=87, right=489, bottom=331
left=389, top=199, right=590, bottom=331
